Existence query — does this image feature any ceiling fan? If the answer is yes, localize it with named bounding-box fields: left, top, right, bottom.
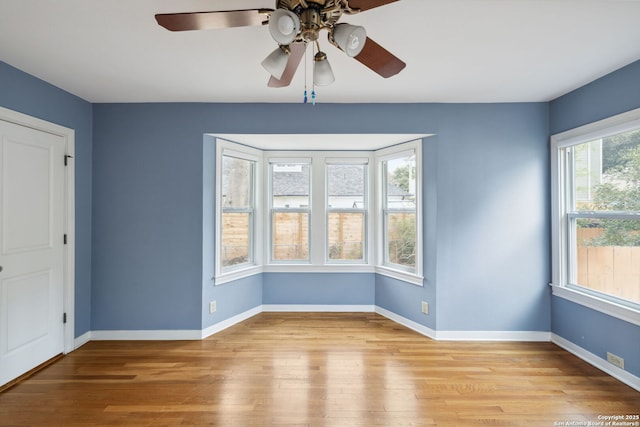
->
left=155, top=0, right=406, bottom=89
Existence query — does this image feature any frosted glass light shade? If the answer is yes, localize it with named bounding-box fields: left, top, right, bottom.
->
left=268, top=9, right=300, bottom=45
left=333, top=24, right=366, bottom=57
left=313, top=53, right=335, bottom=86
left=261, top=47, right=289, bottom=80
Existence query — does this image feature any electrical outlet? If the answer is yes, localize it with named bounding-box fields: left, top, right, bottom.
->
left=421, top=301, right=429, bottom=315
left=607, top=352, right=624, bottom=369
left=209, top=300, right=217, bottom=314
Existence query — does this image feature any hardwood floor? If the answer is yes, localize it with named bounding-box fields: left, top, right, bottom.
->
left=0, top=313, right=638, bottom=426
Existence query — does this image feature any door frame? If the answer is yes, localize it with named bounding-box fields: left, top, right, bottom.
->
left=0, top=106, right=75, bottom=354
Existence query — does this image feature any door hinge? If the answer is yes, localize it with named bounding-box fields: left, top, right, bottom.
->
left=63, top=234, right=68, bottom=245
left=63, top=312, right=67, bottom=324
left=64, top=154, right=73, bottom=166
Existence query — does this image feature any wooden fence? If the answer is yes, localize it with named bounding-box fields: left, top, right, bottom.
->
left=577, top=228, right=640, bottom=304
left=222, top=211, right=416, bottom=264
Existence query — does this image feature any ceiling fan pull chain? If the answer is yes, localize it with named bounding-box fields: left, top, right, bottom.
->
left=311, top=42, right=316, bottom=106
left=303, top=43, right=308, bottom=103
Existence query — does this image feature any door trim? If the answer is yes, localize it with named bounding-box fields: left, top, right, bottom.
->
left=0, top=106, right=75, bottom=354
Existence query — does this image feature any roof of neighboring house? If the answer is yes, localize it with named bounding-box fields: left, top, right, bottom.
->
left=272, top=164, right=412, bottom=197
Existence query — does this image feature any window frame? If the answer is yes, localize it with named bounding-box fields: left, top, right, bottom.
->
left=214, top=140, right=262, bottom=284
left=375, top=141, right=423, bottom=285
left=550, top=108, right=640, bottom=326
left=325, top=158, right=369, bottom=264
left=268, top=157, right=312, bottom=264
left=221, top=155, right=255, bottom=269
left=264, top=151, right=375, bottom=271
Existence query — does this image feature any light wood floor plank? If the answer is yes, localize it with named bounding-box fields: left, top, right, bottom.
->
left=0, top=313, right=638, bottom=426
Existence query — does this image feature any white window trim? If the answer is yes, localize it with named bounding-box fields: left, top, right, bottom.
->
left=375, top=140, right=424, bottom=286
left=326, top=158, right=369, bottom=265
left=268, top=157, right=313, bottom=264
left=213, top=137, right=425, bottom=287
left=265, top=151, right=375, bottom=267
left=550, top=107, right=640, bottom=326
left=214, top=139, right=263, bottom=284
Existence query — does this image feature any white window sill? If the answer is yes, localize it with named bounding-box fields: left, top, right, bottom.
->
left=549, top=283, right=640, bottom=326
left=376, top=266, right=424, bottom=287
left=263, top=264, right=376, bottom=274
left=214, top=264, right=426, bottom=286
left=214, top=265, right=262, bottom=286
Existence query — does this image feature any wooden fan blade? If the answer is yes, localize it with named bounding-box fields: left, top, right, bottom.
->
left=268, top=43, right=307, bottom=88
left=354, top=37, right=406, bottom=78
left=347, top=0, right=399, bottom=12
left=155, top=9, right=271, bottom=31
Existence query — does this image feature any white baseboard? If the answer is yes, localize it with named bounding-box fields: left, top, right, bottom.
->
left=436, top=330, right=551, bottom=342
left=551, top=333, right=640, bottom=392
left=374, top=307, right=549, bottom=342
left=375, top=306, right=437, bottom=339
left=73, top=331, right=92, bottom=350
left=201, top=306, right=262, bottom=339
left=263, top=304, right=375, bottom=312
left=91, top=329, right=203, bottom=341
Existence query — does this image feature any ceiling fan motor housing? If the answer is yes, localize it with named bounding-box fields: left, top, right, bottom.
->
left=276, top=0, right=345, bottom=42
left=300, top=7, right=321, bottom=41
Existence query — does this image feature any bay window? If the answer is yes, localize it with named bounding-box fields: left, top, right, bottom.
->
left=214, top=137, right=424, bottom=286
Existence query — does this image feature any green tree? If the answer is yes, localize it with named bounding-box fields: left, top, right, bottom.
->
left=388, top=214, right=416, bottom=267
left=584, top=144, right=640, bottom=246
left=390, top=165, right=411, bottom=192
left=602, top=129, right=640, bottom=173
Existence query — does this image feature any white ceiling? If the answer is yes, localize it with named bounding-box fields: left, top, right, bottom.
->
left=1, top=0, right=640, bottom=104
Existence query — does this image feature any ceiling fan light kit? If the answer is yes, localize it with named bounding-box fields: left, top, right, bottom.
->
left=332, top=23, right=366, bottom=57
left=313, top=51, right=335, bottom=86
left=261, top=46, right=291, bottom=80
left=155, top=0, right=406, bottom=101
left=268, top=8, right=301, bottom=44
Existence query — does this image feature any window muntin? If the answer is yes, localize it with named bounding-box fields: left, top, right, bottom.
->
left=326, top=163, right=367, bottom=263
left=270, top=161, right=311, bottom=262
left=220, top=154, right=255, bottom=270
left=565, top=129, right=640, bottom=306
left=382, top=153, right=417, bottom=272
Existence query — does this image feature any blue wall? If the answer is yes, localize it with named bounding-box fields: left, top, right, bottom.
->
left=550, top=59, right=640, bottom=378
left=435, top=104, right=550, bottom=331
left=0, top=61, right=93, bottom=337
left=91, top=102, right=550, bottom=334
left=263, top=273, right=376, bottom=305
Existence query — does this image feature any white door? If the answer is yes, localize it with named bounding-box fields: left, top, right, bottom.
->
left=0, top=119, right=65, bottom=387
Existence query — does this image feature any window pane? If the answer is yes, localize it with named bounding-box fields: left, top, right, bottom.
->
left=386, top=212, right=416, bottom=268
left=221, top=212, right=250, bottom=267
left=221, top=155, right=254, bottom=270
left=572, top=129, right=640, bottom=212
left=328, top=212, right=364, bottom=261
left=385, top=155, right=416, bottom=209
left=272, top=163, right=310, bottom=208
left=575, top=218, right=640, bottom=304
left=222, top=156, right=252, bottom=209
left=272, top=212, right=309, bottom=261
left=327, top=164, right=365, bottom=208
left=383, top=153, right=417, bottom=271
